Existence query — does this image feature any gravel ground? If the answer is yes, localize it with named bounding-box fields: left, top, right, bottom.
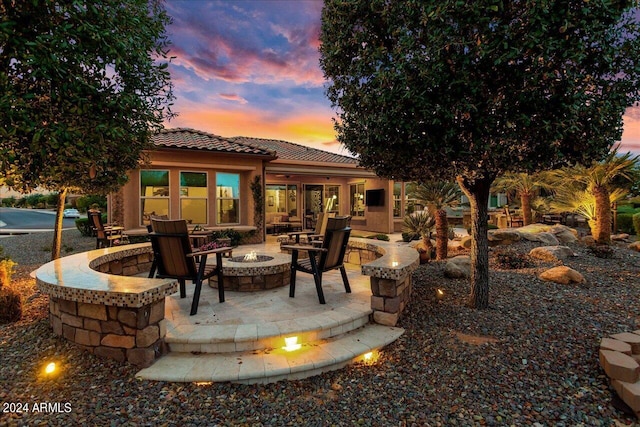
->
left=1, top=229, right=640, bottom=426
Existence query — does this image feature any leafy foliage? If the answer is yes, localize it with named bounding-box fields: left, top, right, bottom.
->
left=319, top=0, right=640, bottom=307
left=0, top=0, right=175, bottom=259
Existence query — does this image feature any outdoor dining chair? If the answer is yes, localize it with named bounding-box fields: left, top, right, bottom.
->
left=88, top=210, right=125, bottom=249
left=281, top=216, right=352, bottom=304
left=148, top=218, right=230, bottom=316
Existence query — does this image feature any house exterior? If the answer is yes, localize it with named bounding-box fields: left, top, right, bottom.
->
left=111, top=128, right=420, bottom=239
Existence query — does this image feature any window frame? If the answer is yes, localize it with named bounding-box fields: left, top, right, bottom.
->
left=140, top=169, right=170, bottom=226
left=179, top=170, right=208, bottom=225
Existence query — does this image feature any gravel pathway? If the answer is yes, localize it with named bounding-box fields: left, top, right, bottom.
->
left=1, top=230, right=639, bottom=426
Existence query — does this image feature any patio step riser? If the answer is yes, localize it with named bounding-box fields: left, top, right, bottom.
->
left=137, top=324, right=404, bottom=384
left=166, top=313, right=370, bottom=354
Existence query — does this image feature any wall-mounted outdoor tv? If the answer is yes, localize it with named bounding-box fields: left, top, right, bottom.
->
left=365, top=189, right=385, bottom=206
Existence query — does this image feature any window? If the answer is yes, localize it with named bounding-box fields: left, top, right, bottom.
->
left=180, top=172, right=207, bottom=225
left=266, top=184, right=297, bottom=216
left=216, top=172, right=239, bottom=224
left=140, top=170, right=169, bottom=225
left=350, top=183, right=365, bottom=217
left=393, top=182, right=402, bottom=217
left=404, top=182, right=423, bottom=215
left=325, top=185, right=340, bottom=213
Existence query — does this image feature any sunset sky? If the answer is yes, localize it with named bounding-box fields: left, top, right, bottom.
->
left=163, top=0, right=640, bottom=156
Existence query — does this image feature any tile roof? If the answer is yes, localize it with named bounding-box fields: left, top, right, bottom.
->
left=229, top=136, right=358, bottom=165
left=152, top=128, right=276, bottom=157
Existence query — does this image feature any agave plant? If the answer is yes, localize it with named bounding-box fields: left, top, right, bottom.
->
left=402, top=210, right=435, bottom=259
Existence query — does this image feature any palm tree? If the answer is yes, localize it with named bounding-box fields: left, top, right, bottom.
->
left=409, top=180, right=462, bottom=260
left=549, top=186, right=628, bottom=236
left=492, top=172, right=550, bottom=225
left=547, top=149, right=639, bottom=243
left=402, top=210, right=435, bottom=262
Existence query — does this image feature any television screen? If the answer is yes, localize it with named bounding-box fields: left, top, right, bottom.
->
left=365, top=189, right=385, bottom=206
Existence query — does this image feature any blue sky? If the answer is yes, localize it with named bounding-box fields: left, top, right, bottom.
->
left=163, top=0, right=640, bottom=156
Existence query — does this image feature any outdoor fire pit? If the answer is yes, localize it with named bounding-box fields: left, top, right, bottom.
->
left=208, top=250, right=291, bottom=292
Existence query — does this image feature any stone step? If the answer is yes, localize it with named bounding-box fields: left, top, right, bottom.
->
left=610, top=332, right=640, bottom=355
left=165, top=307, right=371, bottom=354
left=611, top=379, right=640, bottom=413
left=136, top=324, right=404, bottom=384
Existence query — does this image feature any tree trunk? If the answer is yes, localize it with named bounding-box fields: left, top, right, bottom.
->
left=457, top=176, right=491, bottom=309
left=520, top=192, right=532, bottom=225
left=435, top=209, right=448, bottom=260
left=593, top=185, right=611, bottom=244
left=51, top=188, right=68, bottom=260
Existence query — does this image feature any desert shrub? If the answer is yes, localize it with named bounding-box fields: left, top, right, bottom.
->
left=0, top=286, right=22, bottom=324
left=634, top=212, right=640, bottom=237
left=616, top=213, right=636, bottom=234
left=75, top=218, right=93, bottom=236
left=1, top=196, right=16, bottom=207
left=76, top=195, right=107, bottom=212
left=211, top=229, right=243, bottom=247
left=367, top=234, right=389, bottom=241
left=0, top=255, right=21, bottom=324
left=494, top=248, right=532, bottom=269
left=589, top=244, right=614, bottom=259
left=402, top=232, right=420, bottom=242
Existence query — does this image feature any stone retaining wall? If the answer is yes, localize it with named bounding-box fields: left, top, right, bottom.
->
left=348, top=239, right=419, bottom=327
left=599, top=331, right=640, bottom=418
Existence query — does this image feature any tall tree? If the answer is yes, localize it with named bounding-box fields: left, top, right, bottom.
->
left=547, top=149, right=639, bottom=243
left=409, top=180, right=462, bottom=260
left=492, top=172, right=549, bottom=226
left=319, top=0, right=640, bottom=308
left=0, top=0, right=174, bottom=259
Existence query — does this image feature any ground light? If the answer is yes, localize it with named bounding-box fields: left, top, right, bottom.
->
left=282, top=336, right=302, bottom=352
left=358, top=350, right=379, bottom=365
left=436, top=288, right=445, bottom=301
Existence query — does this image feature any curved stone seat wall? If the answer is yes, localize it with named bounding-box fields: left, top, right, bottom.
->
left=36, top=244, right=177, bottom=367
left=347, top=238, right=420, bottom=327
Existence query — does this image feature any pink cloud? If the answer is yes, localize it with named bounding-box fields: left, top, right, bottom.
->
left=219, top=93, right=248, bottom=104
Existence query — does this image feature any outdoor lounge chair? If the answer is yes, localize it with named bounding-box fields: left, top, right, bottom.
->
left=282, top=216, right=352, bottom=304
left=504, top=206, right=524, bottom=228
left=148, top=218, right=230, bottom=316
left=88, top=210, right=125, bottom=249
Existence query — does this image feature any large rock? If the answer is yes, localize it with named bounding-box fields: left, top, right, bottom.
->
left=520, top=231, right=560, bottom=245
left=628, top=241, right=640, bottom=252
left=549, top=224, right=578, bottom=243
left=529, top=245, right=576, bottom=262
left=612, top=233, right=630, bottom=242
left=582, top=235, right=596, bottom=246
left=487, top=230, right=521, bottom=247
left=444, top=255, right=471, bottom=279
left=539, top=266, right=585, bottom=285
left=458, top=236, right=472, bottom=249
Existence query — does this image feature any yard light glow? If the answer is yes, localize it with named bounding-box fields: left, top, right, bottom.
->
left=283, top=336, right=302, bottom=351
left=391, top=261, right=399, bottom=267
left=363, top=352, right=373, bottom=361
left=44, top=362, right=57, bottom=375
left=436, top=289, right=445, bottom=301
left=195, top=382, right=212, bottom=386
left=360, top=351, right=379, bottom=364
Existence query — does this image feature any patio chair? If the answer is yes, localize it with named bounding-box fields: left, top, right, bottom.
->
left=504, top=206, right=524, bottom=228
left=286, top=212, right=336, bottom=245
left=88, top=210, right=125, bottom=249
left=282, top=216, right=352, bottom=304
left=148, top=218, right=230, bottom=316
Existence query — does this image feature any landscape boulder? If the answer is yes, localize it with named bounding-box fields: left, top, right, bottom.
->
left=582, top=235, right=596, bottom=246
left=549, top=224, right=578, bottom=244
left=519, top=231, right=560, bottom=246
left=611, top=233, right=630, bottom=242
left=487, top=230, right=521, bottom=247
left=529, top=246, right=576, bottom=262
left=629, top=241, right=640, bottom=252
left=444, top=255, right=471, bottom=279
left=458, top=236, right=472, bottom=249
left=539, top=266, right=585, bottom=285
